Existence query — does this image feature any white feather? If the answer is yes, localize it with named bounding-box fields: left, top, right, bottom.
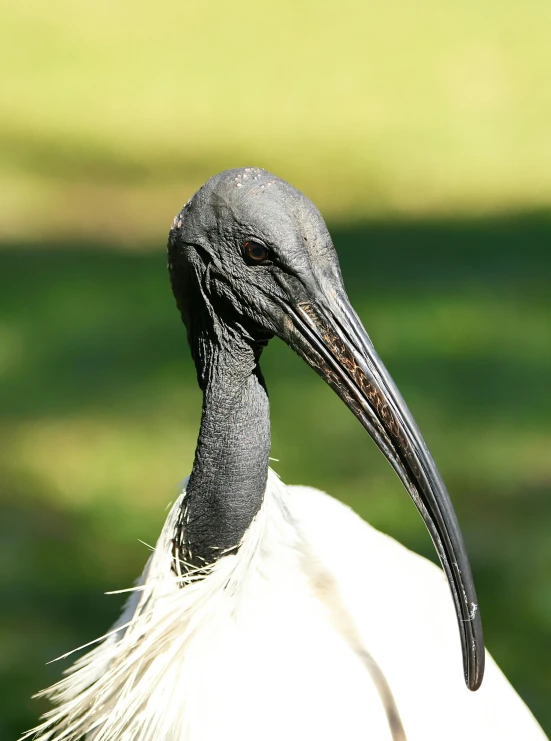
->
left=23, top=470, right=547, bottom=741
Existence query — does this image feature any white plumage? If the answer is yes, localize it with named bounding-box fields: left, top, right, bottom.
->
left=24, top=470, right=546, bottom=741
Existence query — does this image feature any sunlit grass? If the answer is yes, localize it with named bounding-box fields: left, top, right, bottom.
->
left=2, top=0, right=551, bottom=242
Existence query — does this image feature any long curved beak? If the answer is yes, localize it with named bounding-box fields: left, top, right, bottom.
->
left=286, top=295, right=484, bottom=691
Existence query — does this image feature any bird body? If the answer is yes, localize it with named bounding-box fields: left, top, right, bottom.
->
left=26, top=471, right=546, bottom=741
left=23, top=168, right=548, bottom=740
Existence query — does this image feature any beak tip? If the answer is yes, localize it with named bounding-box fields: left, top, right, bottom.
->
left=464, top=614, right=485, bottom=691
left=467, top=664, right=484, bottom=692
left=468, top=669, right=484, bottom=692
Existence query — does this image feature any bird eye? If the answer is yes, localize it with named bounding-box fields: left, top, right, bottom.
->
left=243, top=240, right=271, bottom=265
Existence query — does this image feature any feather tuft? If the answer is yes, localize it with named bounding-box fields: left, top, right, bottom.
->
left=22, top=470, right=297, bottom=741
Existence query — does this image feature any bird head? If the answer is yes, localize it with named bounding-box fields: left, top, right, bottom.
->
left=168, top=167, right=484, bottom=691
left=168, top=167, right=345, bottom=351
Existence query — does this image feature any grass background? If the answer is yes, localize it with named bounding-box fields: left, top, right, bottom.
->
left=1, top=1, right=550, bottom=738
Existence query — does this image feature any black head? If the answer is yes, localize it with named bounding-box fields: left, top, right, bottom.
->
left=168, top=167, right=485, bottom=692
left=168, top=167, right=345, bottom=351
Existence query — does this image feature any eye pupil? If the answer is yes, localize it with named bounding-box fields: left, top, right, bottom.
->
left=244, top=240, right=270, bottom=264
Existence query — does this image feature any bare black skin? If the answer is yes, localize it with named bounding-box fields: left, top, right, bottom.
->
left=167, top=167, right=485, bottom=691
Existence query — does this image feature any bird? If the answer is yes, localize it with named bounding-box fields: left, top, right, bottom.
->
left=23, top=167, right=547, bottom=741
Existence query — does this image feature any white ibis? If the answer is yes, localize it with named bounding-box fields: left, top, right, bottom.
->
left=24, top=168, right=547, bottom=741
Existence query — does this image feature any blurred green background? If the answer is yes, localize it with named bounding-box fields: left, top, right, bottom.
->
left=1, top=0, right=550, bottom=738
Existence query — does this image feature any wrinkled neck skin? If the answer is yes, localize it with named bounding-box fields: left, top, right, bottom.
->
left=175, top=317, right=271, bottom=570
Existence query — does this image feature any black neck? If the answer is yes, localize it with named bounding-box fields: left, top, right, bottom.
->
left=175, top=327, right=270, bottom=568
